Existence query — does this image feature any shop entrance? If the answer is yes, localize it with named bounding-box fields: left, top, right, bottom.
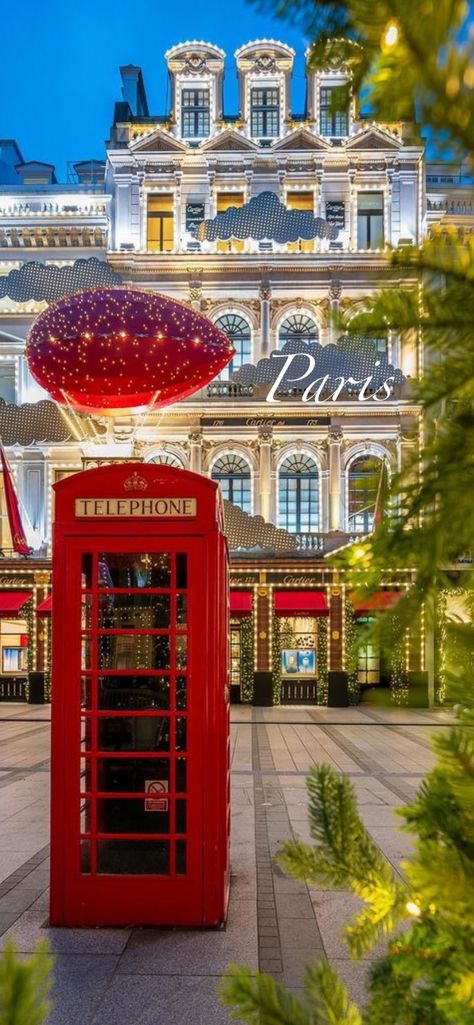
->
left=50, top=464, right=230, bottom=927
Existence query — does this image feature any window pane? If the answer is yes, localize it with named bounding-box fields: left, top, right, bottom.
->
left=97, top=757, right=171, bottom=793
left=97, top=797, right=170, bottom=835
left=98, top=553, right=171, bottom=589
left=98, top=634, right=170, bottom=671
left=97, top=839, right=170, bottom=875
left=98, top=593, right=171, bottom=630
left=358, top=192, right=384, bottom=211
left=98, top=717, right=171, bottom=752
left=98, top=675, right=171, bottom=711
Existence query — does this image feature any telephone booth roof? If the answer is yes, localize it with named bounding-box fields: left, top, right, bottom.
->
left=53, top=462, right=226, bottom=538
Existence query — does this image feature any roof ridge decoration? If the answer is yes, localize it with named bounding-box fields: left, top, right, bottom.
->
left=345, top=123, right=402, bottom=148
left=234, top=39, right=296, bottom=58
left=165, top=41, right=226, bottom=59
left=129, top=126, right=187, bottom=152
left=197, top=190, right=338, bottom=244
left=223, top=498, right=297, bottom=551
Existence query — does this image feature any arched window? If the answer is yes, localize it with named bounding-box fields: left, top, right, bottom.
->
left=279, top=453, right=319, bottom=533
left=214, top=313, right=251, bottom=379
left=211, top=453, right=252, bottom=513
left=348, top=455, right=386, bottom=533
left=278, top=313, right=318, bottom=348
left=147, top=452, right=184, bottom=468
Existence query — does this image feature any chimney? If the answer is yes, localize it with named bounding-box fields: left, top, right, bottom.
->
left=119, top=66, right=149, bottom=117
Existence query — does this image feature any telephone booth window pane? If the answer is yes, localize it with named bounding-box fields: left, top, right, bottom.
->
left=176, top=718, right=187, bottom=751
left=80, top=758, right=93, bottom=793
left=98, top=675, right=171, bottom=711
left=80, top=801, right=91, bottom=834
left=176, top=635, right=187, bottom=669
left=176, top=799, right=187, bottom=833
left=97, top=798, right=170, bottom=835
left=82, top=554, right=93, bottom=588
left=176, top=594, right=187, bottom=625
left=80, top=718, right=93, bottom=750
left=176, top=757, right=187, bottom=791
left=97, top=757, right=171, bottom=793
left=81, top=595, right=92, bottom=629
left=80, top=840, right=91, bottom=874
left=176, top=675, right=187, bottom=710
left=81, top=675, right=92, bottom=709
left=176, top=839, right=186, bottom=875
left=98, top=553, right=171, bottom=588
left=81, top=636, right=91, bottom=669
left=98, top=716, right=171, bottom=752
left=98, top=634, right=170, bottom=670
left=176, top=553, right=187, bottom=589
left=97, top=839, right=170, bottom=875
left=98, top=593, right=171, bottom=630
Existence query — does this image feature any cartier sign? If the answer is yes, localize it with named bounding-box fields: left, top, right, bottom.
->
left=75, top=498, right=197, bottom=518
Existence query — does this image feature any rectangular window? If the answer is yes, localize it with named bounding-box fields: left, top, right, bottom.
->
left=357, top=192, right=384, bottom=250
left=319, top=86, right=349, bottom=137
left=181, top=89, right=210, bottom=138
left=0, top=365, right=16, bottom=404
left=286, top=191, right=314, bottom=253
left=280, top=617, right=317, bottom=678
left=250, top=88, right=280, bottom=138
left=146, top=194, right=174, bottom=252
left=216, top=192, right=245, bottom=253
left=2, top=647, right=27, bottom=673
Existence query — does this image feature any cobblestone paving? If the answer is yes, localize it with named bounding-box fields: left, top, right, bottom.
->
left=0, top=702, right=451, bottom=1023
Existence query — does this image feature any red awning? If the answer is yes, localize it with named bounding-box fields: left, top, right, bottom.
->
left=36, top=594, right=52, bottom=617
left=0, top=591, right=32, bottom=616
left=274, top=591, right=329, bottom=617
left=230, top=591, right=253, bottom=616
left=351, top=590, right=402, bottom=614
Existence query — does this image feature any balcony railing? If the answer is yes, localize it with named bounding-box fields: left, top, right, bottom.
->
left=206, top=381, right=254, bottom=398
left=0, top=226, right=107, bottom=248
left=295, top=533, right=325, bottom=552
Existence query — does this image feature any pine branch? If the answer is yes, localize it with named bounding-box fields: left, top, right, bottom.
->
left=0, top=941, right=53, bottom=1025
left=220, top=966, right=314, bottom=1025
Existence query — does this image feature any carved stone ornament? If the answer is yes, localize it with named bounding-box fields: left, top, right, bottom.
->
left=183, top=54, right=209, bottom=74
left=253, top=53, right=277, bottom=73
left=328, top=427, right=343, bottom=445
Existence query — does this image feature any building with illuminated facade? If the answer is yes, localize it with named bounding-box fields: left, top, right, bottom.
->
left=0, top=40, right=472, bottom=705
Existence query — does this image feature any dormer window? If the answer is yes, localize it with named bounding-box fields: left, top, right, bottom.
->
left=319, top=86, right=348, bottom=138
left=181, top=88, right=210, bottom=138
left=250, top=87, right=279, bottom=139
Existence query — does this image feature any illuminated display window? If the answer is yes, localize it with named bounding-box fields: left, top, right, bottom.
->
left=230, top=623, right=242, bottom=694
left=146, top=194, right=174, bottom=252
left=2, top=646, right=27, bottom=674
left=279, top=616, right=317, bottom=677
left=216, top=193, right=244, bottom=253
left=286, top=192, right=315, bottom=252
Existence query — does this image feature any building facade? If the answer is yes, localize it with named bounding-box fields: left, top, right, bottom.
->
left=0, top=40, right=472, bottom=705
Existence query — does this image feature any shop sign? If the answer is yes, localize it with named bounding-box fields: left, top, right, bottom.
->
left=201, top=415, right=331, bottom=428
left=75, top=498, right=197, bottom=518
left=325, top=201, right=345, bottom=228
left=186, top=202, right=205, bottom=235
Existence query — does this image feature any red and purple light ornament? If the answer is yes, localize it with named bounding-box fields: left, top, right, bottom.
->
left=26, top=287, right=235, bottom=414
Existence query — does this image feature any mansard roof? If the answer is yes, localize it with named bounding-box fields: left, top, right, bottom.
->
left=129, top=127, right=188, bottom=154
left=345, top=125, right=402, bottom=150
left=272, top=127, right=331, bottom=152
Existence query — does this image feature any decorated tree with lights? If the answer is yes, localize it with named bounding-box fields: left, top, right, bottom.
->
left=221, top=1, right=474, bottom=1022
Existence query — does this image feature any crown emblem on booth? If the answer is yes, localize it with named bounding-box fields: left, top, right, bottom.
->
left=123, top=471, right=148, bottom=492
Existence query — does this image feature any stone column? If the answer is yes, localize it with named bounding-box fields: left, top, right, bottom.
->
left=328, top=272, right=342, bottom=345
left=189, top=430, right=203, bottom=475
left=259, top=275, right=272, bottom=357
left=258, top=428, right=273, bottom=522
left=328, top=427, right=343, bottom=531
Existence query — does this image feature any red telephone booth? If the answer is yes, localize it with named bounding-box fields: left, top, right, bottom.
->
left=50, top=463, right=230, bottom=927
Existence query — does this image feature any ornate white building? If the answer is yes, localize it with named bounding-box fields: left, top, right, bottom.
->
left=0, top=40, right=472, bottom=705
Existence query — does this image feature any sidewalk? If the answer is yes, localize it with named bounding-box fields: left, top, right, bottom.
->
left=0, top=703, right=448, bottom=1024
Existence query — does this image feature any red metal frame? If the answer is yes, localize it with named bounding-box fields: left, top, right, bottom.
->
left=50, top=464, right=230, bottom=927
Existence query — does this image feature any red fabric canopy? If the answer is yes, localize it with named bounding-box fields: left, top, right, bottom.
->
left=0, top=591, right=32, bottom=616
left=274, top=591, right=329, bottom=617
left=230, top=591, right=253, bottom=616
left=351, top=590, right=402, bottom=614
left=36, top=594, right=52, bottom=617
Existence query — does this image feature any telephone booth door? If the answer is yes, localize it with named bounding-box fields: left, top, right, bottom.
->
left=50, top=465, right=229, bottom=927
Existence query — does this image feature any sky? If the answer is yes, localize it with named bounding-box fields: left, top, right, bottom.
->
left=2, top=0, right=308, bottom=180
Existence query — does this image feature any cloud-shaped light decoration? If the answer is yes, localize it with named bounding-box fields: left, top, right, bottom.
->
left=232, top=336, right=406, bottom=396
left=223, top=499, right=297, bottom=551
left=0, top=258, right=122, bottom=304
left=197, top=191, right=339, bottom=243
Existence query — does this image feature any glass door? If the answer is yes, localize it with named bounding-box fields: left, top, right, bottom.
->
left=74, top=543, right=200, bottom=901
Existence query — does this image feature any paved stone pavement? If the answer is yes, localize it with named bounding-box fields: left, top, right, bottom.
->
left=0, top=702, right=452, bottom=1023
